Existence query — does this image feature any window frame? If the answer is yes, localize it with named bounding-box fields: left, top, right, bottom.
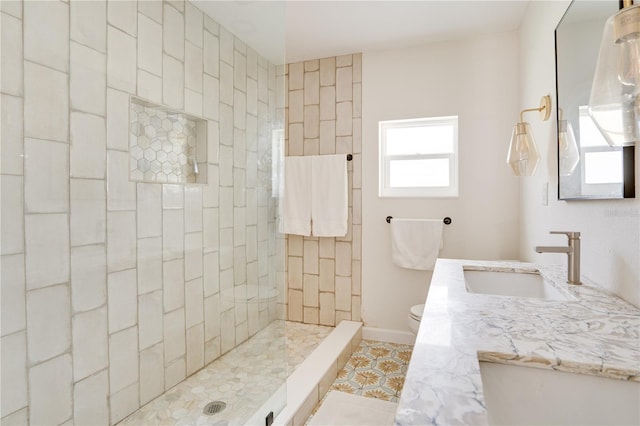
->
left=379, top=116, right=459, bottom=198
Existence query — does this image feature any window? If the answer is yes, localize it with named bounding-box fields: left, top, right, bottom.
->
left=578, top=106, right=623, bottom=196
left=379, top=116, right=458, bottom=198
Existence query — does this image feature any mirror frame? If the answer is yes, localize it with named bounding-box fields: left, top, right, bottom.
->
left=554, top=0, right=636, bottom=200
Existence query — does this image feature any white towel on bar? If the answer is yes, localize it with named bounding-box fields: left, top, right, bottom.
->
left=283, top=156, right=312, bottom=236
left=390, top=219, right=443, bottom=270
left=311, top=154, right=348, bottom=237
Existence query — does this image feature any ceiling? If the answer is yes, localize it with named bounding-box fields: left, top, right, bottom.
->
left=194, top=1, right=531, bottom=65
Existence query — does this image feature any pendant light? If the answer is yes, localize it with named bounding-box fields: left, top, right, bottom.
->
left=507, top=95, right=551, bottom=176
left=558, top=109, right=580, bottom=176
left=588, top=0, right=640, bottom=147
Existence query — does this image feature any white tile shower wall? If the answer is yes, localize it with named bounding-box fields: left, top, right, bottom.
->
left=285, top=54, right=362, bottom=326
left=0, top=1, right=283, bottom=424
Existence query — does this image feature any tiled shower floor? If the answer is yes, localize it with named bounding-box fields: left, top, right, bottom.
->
left=120, top=321, right=333, bottom=425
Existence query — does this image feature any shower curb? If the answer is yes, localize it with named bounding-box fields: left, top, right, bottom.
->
left=254, top=320, right=362, bottom=426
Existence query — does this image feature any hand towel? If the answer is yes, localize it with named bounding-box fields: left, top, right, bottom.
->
left=283, top=156, right=312, bottom=236
left=390, top=219, right=443, bottom=270
left=311, top=154, right=348, bottom=237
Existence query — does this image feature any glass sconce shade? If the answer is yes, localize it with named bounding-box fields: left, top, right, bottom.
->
left=507, top=122, right=540, bottom=176
left=588, top=4, right=640, bottom=147
left=558, top=119, right=580, bottom=176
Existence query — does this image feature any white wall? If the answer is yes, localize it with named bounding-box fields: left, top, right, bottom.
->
left=519, top=1, right=640, bottom=307
left=361, top=32, right=521, bottom=331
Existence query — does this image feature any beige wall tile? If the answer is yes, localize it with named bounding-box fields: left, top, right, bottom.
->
left=335, top=276, right=351, bottom=311
left=320, top=86, right=336, bottom=120
left=288, top=62, right=303, bottom=90
left=336, top=101, right=353, bottom=136
left=319, top=237, right=335, bottom=258
left=335, top=309, right=352, bottom=325
left=353, top=118, right=362, bottom=154
left=353, top=83, right=362, bottom=118
left=303, top=240, right=319, bottom=275
left=335, top=242, right=352, bottom=277
left=319, top=259, right=335, bottom=292
left=303, top=307, right=319, bottom=324
left=289, top=90, right=303, bottom=123
left=336, top=66, right=352, bottom=102
left=288, top=235, right=303, bottom=256
left=336, top=54, right=352, bottom=68
left=304, top=70, right=319, bottom=105
left=352, top=296, right=361, bottom=322
left=303, top=105, right=320, bottom=138
left=319, top=57, right=336, bottom=86
left=353, top=53, right=362, bottom=83
left=303, top=274, right=319, bottom=307
left=288, top=257, right=302, bottom=289
left=288, top=289, right=303, bottom=322
left=319, top=120, right=336, bottom=155
left=303, top=138, right=319, bottom=156
left=319, top=292, right=335, bottom=326
left=304, top=59, right=319, bottom=72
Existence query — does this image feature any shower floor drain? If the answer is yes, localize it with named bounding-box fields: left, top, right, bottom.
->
left=203, top=401, right=227, bottom=416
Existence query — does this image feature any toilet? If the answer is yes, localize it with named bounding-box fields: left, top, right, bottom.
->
left=408, top=304, right=425, bottom=334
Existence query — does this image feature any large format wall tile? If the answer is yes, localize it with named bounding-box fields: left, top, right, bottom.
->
left=1, top=13, right=22, bottom=96
left=28, top=354, right=72, bottom=426
left=24, top=62, right=68, bottom=142
left=25, top=214, right=69, bottom=290
left=70, top=42, right=106, bottom=116
left=26, top=284, right=70, bottom=364
left=24, top=0, right=68, bottom=72
left=70, top=0, right=107, bottom=52
left=5, top=2, right=283, bottom=424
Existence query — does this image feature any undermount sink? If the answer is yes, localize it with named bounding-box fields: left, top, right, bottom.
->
left=463, top=268, right=572, bottom=301
left=479, top=361, right=640, bottom=425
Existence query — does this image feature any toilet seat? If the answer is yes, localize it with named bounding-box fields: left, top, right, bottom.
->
left=408, top=304, right=425, bottom=335
left=409, top=304, right=425, bottom=321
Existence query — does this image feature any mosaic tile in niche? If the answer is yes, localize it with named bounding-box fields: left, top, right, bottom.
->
left=129, top=97, right=207, bottom=184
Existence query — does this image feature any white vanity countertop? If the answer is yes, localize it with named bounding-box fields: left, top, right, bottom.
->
left=394, top=258, right=640, bottom=426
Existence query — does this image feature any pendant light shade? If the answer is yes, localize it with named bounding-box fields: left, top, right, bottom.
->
left=507, top=122, right=540, bottom=176
left=507, top=95, right=551, bottom=177
left=588, top=2, right=640, bottom=146
left=558, top=119, right=580, bottom=176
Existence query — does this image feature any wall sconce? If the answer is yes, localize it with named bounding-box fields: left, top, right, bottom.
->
left=507, top=95, right=552, bottom=176
left=558, top=109, right=579, bottom=176
left=588, top=0, right=639, bottom=147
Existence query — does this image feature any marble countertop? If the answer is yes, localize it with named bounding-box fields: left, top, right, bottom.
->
left=394, top=258, right=640, bottom=426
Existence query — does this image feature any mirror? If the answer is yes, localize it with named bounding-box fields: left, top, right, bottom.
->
left=555, top=0, right=635, bottom=200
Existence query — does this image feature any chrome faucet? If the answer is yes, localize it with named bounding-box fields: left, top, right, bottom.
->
left=535, top=231, right=581, bottom=285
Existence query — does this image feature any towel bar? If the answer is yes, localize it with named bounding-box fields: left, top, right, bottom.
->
left=386, top=216, right=452, bottom=225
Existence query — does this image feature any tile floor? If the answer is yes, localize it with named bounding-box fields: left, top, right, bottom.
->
left=306, top=340, right=414, bottom=424
left=330, top=340, right=413, bottom=402
left=119, top=321, right=333, bottom=425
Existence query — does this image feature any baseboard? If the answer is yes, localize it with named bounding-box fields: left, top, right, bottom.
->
left=362, top=326, right=416, bottom=345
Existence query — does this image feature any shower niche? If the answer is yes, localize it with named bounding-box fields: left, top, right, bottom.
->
left=129, top=97, right=208, bottom=184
